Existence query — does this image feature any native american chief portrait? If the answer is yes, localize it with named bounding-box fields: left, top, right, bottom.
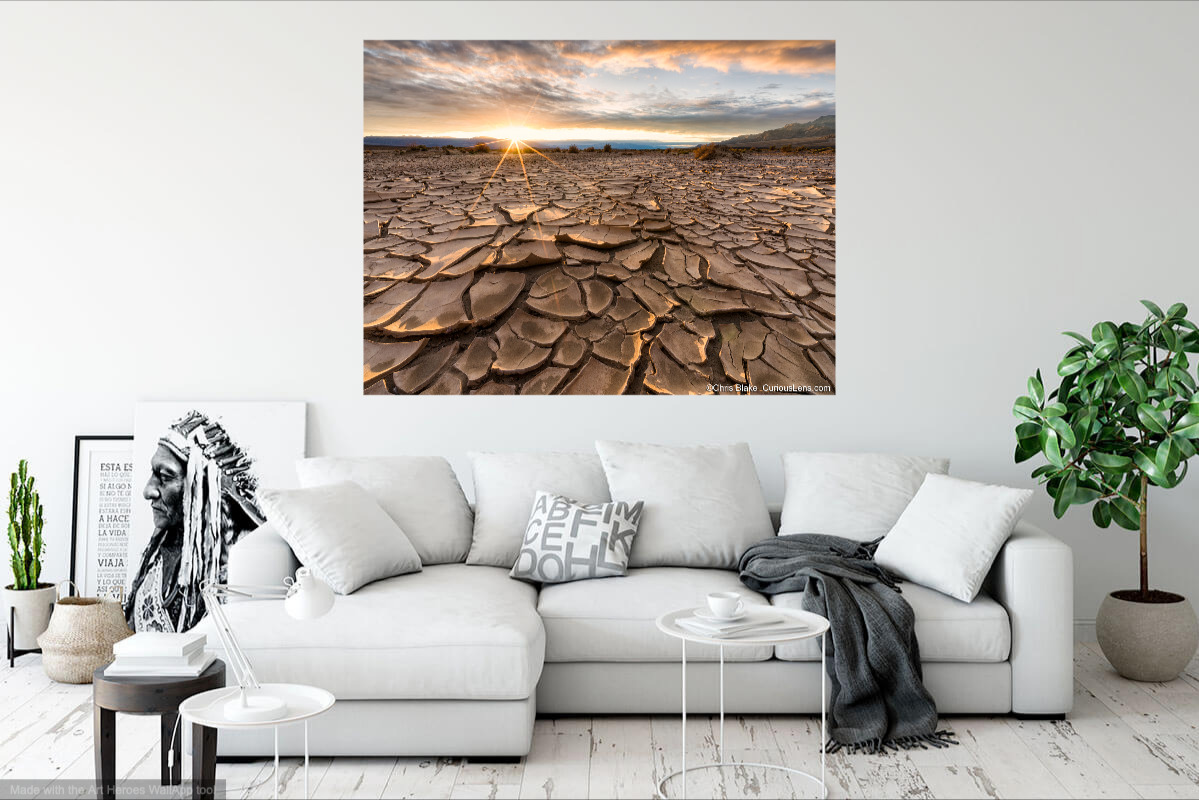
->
left=125, top=411, right=264, bottom=632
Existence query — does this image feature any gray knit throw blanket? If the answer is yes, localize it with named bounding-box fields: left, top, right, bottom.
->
left=738, top=534, right=957, bottom=754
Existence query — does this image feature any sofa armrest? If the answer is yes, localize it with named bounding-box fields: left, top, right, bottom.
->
left=227, top=522, right=300, bottom=590
left=987, top=520, right=1074, bottom=715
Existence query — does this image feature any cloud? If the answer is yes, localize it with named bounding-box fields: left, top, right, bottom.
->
left=561, top=40, right=835, bottom=76
left=364, top=40, right=835, bottom=139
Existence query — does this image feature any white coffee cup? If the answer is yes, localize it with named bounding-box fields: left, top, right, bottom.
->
left=707, top=591, right=745, bottom=619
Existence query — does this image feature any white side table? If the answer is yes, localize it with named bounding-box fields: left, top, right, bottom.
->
left=656, top=607, right=831, bottom=799
left=178, top=683, right=335, bottom=799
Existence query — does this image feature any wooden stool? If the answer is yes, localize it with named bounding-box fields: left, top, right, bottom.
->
left=92, top=660, right=225, bottom=799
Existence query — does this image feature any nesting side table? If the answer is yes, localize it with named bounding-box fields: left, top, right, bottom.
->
left=92, top=660, right=226, bottom=800
left=655, top=607, right=831, bottom=800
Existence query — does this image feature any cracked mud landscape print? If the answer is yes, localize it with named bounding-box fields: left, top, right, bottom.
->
left=364, top=40, right=835, bottom=395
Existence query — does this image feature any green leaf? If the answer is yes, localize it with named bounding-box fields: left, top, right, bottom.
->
left=1167, top=302, right=1189, bottom=320
left=1053, top=471, right=1078, bottom=518
left=1028, top=373, right=1044, bottom=406
left=1169, top=367, right=1196, bottom=393
left=1110, top=497, right=1141, bottom=530
left=1092, top=321, right=1118, bottom=343
left=1058, top=355, right=1088, bottom=377
left=1089, top=451, right=1132, bottom=471
left=1092, top=500, right=1113, bottom=528
left=1156, top=437, right=1180, bottom=476
left=1093, top=338, right=1120, bottom=360
left=1134, top=448, right=1167, bottom=484
left=1043, top=402, right=1068, bottom=417
left=1073, top=486, right=1101, bottom=505
left=1137, top=403, right=1169, bottom=434
left=1042, top=428, right=1065, bottom=468
left=1047, top=416, right=1077, bottom=450
left=1013, top=395, right=1040, bottom=420
left=1062, top=330, right=1092, bottom=346
left=1162, top=325, right=1179, bottom=352
left=1141, top=300, right=1165, bottom=319
left=1117, top=369, right=1149, bottom=403
left=1174, top=413, right=1199, bottom=439
left=1015, top=422, right=1041, bottom=463
left=1030, top=464, right=1057, bottom=479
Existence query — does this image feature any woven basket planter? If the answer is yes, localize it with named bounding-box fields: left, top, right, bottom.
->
left=37, top=597, right=133, bottom=684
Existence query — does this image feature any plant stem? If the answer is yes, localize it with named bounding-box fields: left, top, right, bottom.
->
left=1140, top=473, right=1149, bottom=596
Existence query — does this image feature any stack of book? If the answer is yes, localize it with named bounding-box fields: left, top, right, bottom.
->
left=105, top=631, right=214, bottom=677
left=676, top=610, right=809, bottom=639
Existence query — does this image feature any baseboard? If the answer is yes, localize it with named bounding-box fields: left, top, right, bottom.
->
left=1074, top=619, right=1096, bottom=641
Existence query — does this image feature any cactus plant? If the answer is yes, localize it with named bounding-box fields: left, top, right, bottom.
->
left=7, top=460, right=45, bottom=590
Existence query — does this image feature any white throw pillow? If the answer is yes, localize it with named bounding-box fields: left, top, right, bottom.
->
left=467, top=452, right=611, bottom=568
left=296, top=457, right=472, bottom=565
left=780, top=452, right=950, bottom=540
left=509, top=492, right=643, bottom=584
left=874, top=474, right=1033, bottom=603
left=596, top=441, right=773, bottom=569
left=257, top=482, right=422, bottom=595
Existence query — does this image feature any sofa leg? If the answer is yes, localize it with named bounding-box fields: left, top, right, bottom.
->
left=1013, top=713, right=1066, bottom=721
left=466, top=756, right=522, bottom=764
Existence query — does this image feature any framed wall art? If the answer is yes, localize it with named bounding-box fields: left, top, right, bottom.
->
left=364, top=40, right=836, bottom=396
left=70, top=435, right=135, bottom=600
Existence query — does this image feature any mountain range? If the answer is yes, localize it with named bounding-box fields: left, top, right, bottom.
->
left=720, top=115, right=835, bottom=149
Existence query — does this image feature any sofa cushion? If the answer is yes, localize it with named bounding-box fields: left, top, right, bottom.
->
left=874, top=474, right=1032, bottom=602
left=771, top=581, right=1011, bottom=662
left=296, top=456, right=473, bottom=565
left=258, top=482, right=422, bottom=594
left=537, top=567, right=773, bottom=662
left=780, top=452, right=950, bottom=541
left=596, top=441, right=773, bottom=568
left=194, top=564, right=544, bottom=700
left=468, top=451, right=611, bottom=568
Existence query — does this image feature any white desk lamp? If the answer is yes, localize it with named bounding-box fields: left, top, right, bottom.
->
left=202, top=566, right=334, bottom=722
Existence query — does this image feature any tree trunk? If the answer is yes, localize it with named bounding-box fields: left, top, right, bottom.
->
left=1139, top=473, right=1149, bottom=597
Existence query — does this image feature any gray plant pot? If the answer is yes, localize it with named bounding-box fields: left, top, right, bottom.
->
left=1096, top=590, right=1199, bottom=682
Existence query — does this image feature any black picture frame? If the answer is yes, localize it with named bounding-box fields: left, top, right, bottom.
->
left=70, top=435, right=134, bottom=598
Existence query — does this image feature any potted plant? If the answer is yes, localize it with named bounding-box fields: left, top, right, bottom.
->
left=4, top=460, right=55, bottom=653
left=1013, top=300, right=1199, bottom=681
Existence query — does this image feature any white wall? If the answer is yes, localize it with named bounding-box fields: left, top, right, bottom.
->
left=2, top=1, right=1197, bottom=634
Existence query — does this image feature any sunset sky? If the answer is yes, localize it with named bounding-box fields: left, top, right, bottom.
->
left=364, top=40, right=835, bottom=143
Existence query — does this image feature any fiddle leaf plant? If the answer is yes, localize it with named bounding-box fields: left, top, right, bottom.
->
left=1013, top=301, right=1199, bottom=599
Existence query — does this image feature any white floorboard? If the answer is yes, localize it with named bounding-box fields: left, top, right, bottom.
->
left=1, top=645, right=1198, bottom=799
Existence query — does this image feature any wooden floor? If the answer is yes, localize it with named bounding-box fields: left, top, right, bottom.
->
left=3, top=642, right=1199, bottom=799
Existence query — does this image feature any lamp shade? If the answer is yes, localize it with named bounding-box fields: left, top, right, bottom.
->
left=284, top=567, right=335, bottom=620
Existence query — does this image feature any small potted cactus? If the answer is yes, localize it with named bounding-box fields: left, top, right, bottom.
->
left=4, top=460, right=55, bottom=652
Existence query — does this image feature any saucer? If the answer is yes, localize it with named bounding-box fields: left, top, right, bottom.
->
left=695, top=608, right=747, bottom=623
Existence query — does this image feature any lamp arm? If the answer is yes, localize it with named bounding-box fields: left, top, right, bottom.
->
left=202, top=584, right=278, bottom=691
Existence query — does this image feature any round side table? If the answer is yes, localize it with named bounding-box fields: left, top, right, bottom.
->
left=179, top=683, right=334, bottom=800
left=92, top=659, right=226, bottom=800
left=655, top=607, right=831, bottom=800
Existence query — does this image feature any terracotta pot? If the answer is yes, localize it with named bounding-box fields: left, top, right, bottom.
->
left=2, top=583, right=57, bottom=651
left=1097, top=590, right=1199, bottom=682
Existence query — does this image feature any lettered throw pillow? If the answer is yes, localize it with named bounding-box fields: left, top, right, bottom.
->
left=509, top=492, right=643, bottom=584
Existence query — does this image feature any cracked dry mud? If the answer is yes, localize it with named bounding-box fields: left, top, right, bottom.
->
left=364, top=150, right=835, bottom=395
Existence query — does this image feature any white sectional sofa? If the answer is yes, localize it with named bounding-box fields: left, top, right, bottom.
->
left=201, top=506, right=1073, bottom=758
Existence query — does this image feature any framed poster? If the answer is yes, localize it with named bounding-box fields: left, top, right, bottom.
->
left=126, top=402, right=306, bottom=632
left=70, top=435, right=135, bottom=599
left=363, top=40, right=835, bottom=395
